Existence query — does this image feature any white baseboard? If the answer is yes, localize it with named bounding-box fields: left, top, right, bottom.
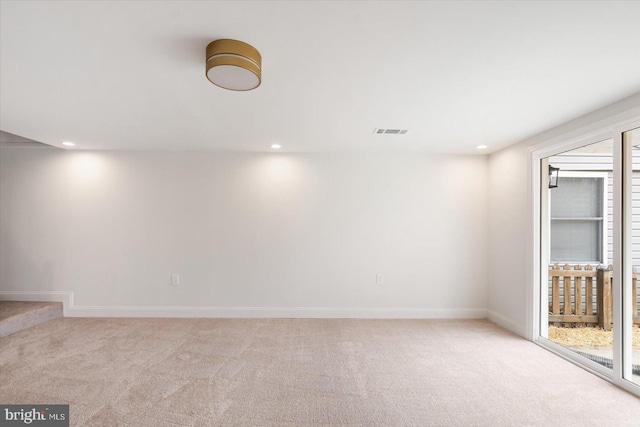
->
left=66, top=306, right=488, bottom=319
left=0, top=292, right=487, bottom=319
left=0, top=291, right=74, bottom=317
left=487, top=309, right=526, bottom=337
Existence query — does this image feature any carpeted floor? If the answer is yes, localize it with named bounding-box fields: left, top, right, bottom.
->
left=0, top=318, right=638, bottom=426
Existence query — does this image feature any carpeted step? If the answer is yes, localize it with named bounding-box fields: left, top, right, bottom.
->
left=0, top=301, right=63, bottom=338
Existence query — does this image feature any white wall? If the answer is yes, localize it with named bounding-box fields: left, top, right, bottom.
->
left=488, top=93, right=640, bottom=338
left=0, top=148, right=489, bottom=317
left=487, top=143, right=530, bottom=335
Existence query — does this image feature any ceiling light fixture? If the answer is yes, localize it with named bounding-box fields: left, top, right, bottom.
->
left=62, top=141, right=75, bottom=147
left=476, top=145, right=488, bottom=150
left=271, top=144, right=281, bottom=149
left=206, top=39, right=261, bottom=91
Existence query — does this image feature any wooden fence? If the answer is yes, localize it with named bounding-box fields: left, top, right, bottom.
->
left=548, top=264, right=640, bottom=330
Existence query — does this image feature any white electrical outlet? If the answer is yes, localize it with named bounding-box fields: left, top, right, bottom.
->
left=376, top=273, right=384, bottom=285
left=171, top=274, right=180, bottom=286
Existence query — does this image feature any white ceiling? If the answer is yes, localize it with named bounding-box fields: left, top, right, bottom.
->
left=1, top=1, right=639, bottom=154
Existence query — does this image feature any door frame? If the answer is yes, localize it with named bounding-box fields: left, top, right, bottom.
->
left=529, top=115, right=640, bottom=397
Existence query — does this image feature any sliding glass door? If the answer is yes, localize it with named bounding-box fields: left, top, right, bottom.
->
left=541, top=139, right=614, bottom=370
left=537, top=121, right=640, bottom=396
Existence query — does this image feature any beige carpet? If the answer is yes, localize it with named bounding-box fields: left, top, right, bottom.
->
left=0, top=318, right=638, bottom=426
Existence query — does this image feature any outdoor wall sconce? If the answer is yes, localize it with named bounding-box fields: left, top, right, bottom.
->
left=549, top=165, right=559, bottom=188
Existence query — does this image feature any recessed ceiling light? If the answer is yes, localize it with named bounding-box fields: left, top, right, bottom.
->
left=476, top=145, right=488, bottom=150
left=62, top=141, right=75, bottom=147
left=271, top=144, right=281, bottom=149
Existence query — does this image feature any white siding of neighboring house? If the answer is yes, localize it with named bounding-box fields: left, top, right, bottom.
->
left=548, top=152, right=640, bottom=314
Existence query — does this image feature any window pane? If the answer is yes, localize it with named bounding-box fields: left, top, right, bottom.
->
left=551, top=177, right=603, bottom=218
left=550, top=177, right=604, bottom=263
left=551, top=220, right=602, bottom=262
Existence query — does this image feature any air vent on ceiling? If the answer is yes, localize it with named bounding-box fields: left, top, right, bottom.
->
left=374, top=128, right=408, bottom=135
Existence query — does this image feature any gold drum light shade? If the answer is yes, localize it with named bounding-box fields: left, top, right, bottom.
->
left=206, top=39, right=261, bottom=91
